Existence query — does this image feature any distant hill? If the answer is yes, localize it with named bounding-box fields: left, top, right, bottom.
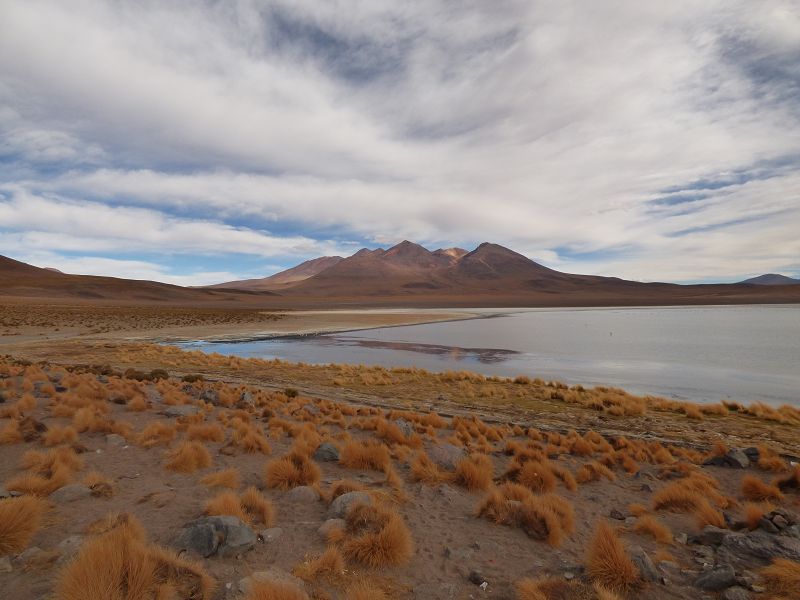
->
left=739, top=273, right=800, bottom=286
left=210, top=256, right=344, bottom=291
left=0, top=255, right=274, bottom=304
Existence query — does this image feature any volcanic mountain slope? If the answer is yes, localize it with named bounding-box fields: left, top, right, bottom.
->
left=740, top=273, right=800, bottom=285
left=210, top=256, right=344, bottom=291
left=0, top=255, right=272, bottom=304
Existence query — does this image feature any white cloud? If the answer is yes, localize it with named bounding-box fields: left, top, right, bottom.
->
left=0, top=0, right=798, bottom=282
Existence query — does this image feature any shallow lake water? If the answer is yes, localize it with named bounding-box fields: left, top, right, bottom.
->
left=179, top=305, right=800, bottom=405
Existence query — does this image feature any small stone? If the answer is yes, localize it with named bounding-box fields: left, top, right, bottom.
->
left=50, top=484, right=92, bottom=503
left=609, top=509, right=626, bottom=521
left=328, top=491, right=372, bottom=519
left=695, top=565, right=737, bottom=591
left=312, top=443, right=340, bottom=462
left=286, top=486, right=319, bottom=503
left=659, top=560, right=681, bottom=570
left=742, top=447, right=760, bottom=460
left=563, top=572, right=575, bottom=580
left=721, top=530, right=800, bottom=562
left=468, top=570, right=485, bottom=585
left=161, top=404, right=198, bottom=417
left=697, top=526, right=728, bottom=546
left=640, top=483, right=653, bottom=493
left=56, top=535, right=84, bottom=564
left=258, top=527, right=283, bottom=543
left=393, top=418, right=414, bottom=438
left=318, top=519, right=346, bottom=538
left=16, top=546, right=43, bottom=563
left=174, top=516, right=256, bottom=558
left=429, top=443, right=465, bottom=470
left=624, top=517, right=637, bottom=526
left=759, top=517, right=780, bottom=534
left=0, top=556, right=12, bottom=573
left=772, top=515, right=789, bottom=530
left=105, top=434, right=126, bottom=446
left=675, top=533, right=689, bottom=545
left=721, top=586, right=751, bottom=600
left=630, top=546, right=659, bottom=582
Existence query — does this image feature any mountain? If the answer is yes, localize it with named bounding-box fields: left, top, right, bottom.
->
left=739, top=273, right=800, bottom=286
left=210, top=256, right=343, bottom=291
left=0, top=255, right=274, bottom=304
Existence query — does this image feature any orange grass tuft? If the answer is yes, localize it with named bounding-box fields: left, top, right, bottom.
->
left=585, top=520, right=639, bottom=593
left=205, top=491, right=248, bottom=521
left=265, top=452, right=321, bottom=490
left=741, top=475, right=783, bottom=502
left=339, top=440, right=391, bottom=472
left=0, top=496, right=48, bottom=554
left=244, top=581, right=309, bottom=600
left=633, top=515, right=673, bottom=544
left=453, top=454, right=494, bottom=491
left=200, top=468, right=240, bottom=489
left=760, top=558, right=800, bottom=597
left=165, top=441, right=212, bottom=473
left=240, top=486, right=274, bottom=526
left=341, top=503, right=413, bottom=567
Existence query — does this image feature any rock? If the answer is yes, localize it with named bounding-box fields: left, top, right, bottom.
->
left=328, top=491, right=372, bottom=518
left=258, top=528, right=283, bottom=543
left=50, top=484, right=92, bottom=503
left=659, top=560, right=681, bottom=571
left=759, top=517, right=780, bottom=534
left=640, top=483, right=653, bottom=493
left=721, top=587, right=751, bottom=600
left=239, top=567, right=304, bottom=595
left=105, top=433, right=126, bottom=446
left=692, top=545, right=716, bottom=566
left=0, top=486, right=10, bottom=499
left=174, top=516, right=256, bottom=558
left=675, top=533, right=689, bottom=545
left=56, top=535, right=84, bottom=564
left=318, top=519, right=346, bottom=538
left=742, top=447, right=760, bottom=460
left=161, top=404, right=198, bottom=418
left=772, top=515, right=790, bottom=530
left=301, top=403, right=320, bottom=415
left=695, top=565, right=736, bottom=591
left=394, top=418, right=414, bottom=438
left=468, top=570, right=485, bottom=585
left=697, top=526, right=728, bottom=546
left=624, top=516, right=637, bottom=527
left=200, top=389, right=220, bottom=405
left=286, top=486, right=318, bottom=503
left=786, top=525, right=800, bottom=539
left=15, top=546, right=43, bottom=564
left=630, top=546, right=659, bottom=582
left=724, top=449, right=751, bottom=469
left=313, top=443, right=340, bottom=462
left=238, top=391, right=253, bottom=406
left=0, top=556, right=11, bottom=573
left=722, top=530, right=800, bottom=562
left=609, top=509, right=626, bottom=521
left=429, top=443, right=465, bottom=470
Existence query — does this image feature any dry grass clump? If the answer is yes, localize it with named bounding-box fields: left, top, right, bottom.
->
left=477, top=485, right=574, bottom=547
left=652, top=471, right=729, bottom=512
left=240, top=487, right=274, bottom=526
left=165, top=441, right=212, bottom=473
left=55, top=513, right=214, bottom=599
left=200, top=468, right=241, bottom=489
left=265, top=452, right=321, bottom=490
left=775, top=465, right=800, bottom=492
left=43, top=425, right=79, bottom=447
left=187, top=423, right=225, bottom=443
left=633, top=515, right=673, bottom=544
left=230, top=419, right=272, bottom=454
left=516, top=577, right=622, bottom=600
left=244, top=581, right=309, bottom=600
left=576, top=461, right=616, bottom=484
left=694, top=500, right=726, bottom=529
left=345, top=580, right=389, bottom=600
left=743, top=502, right=773, bottom=530
left=741, top=475, right=783, bottom=502
left=82, top=471, right=115, bottom=498
left=0, top=419, right=23, bottom=445
left=326, top=479, right=367, bottom=503
left=453, top=454, right=494, bottom=491
left=409, top=452, right=449, bottom=485
left=0, top=496, right=48, bottom=555
left=293, top=546, right=345, bottom=582
left=339, top=440, right=391, bottom=472
left=6, top=447, right=82, bottom=496
left=760, top=558, right=800, bottom=597
left=205, top=491, right=248, bottom=521
left=137, top=421, right=177, bottom=448
left=585, top=520, right=639, bottom=593
left=340, top=503, right=413, bottom=567
left=516, top=460, right=557, bottom=494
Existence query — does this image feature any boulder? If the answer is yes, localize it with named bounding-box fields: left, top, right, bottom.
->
left=429, top=443, right=465, bottom=470
left=174, top=516, right=256, bottom=558
left=696, top=526, right=728, bottom=546
left=630, top=546, right=659, bottom=582
left=313, top=443, right=340, bottom=462
left=695, top=565, right=736, bottom=591
left=161, top=404, right=198, bottom=418
left=328, top=491, right=372, bottom=519
left=286, top=486, right=319, bottom=503
left=704, top=449, right=749, bottom=469
left=721, top=530, right=800, bottom=562
left=50, top=484, right=92, bottom=503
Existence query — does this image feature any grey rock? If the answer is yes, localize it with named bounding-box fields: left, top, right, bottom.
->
left=693, top=545, right=716, bottom=566
left=698, top=526, right=728, bottom=546
left=630, top=546, right=659, bottom=582
left=0, top=486, right=10, bottom=499
left=695, top=565, right=736, bottom=591
left=56, top=535, right=84, bottom=564
left=301, top=403, right=320, bottom=415
left=50, top=484, right=92, bottom=503
left=313, top=443, right=340, bottom=462
left=161, top=404, right=198, bottom=417
left=759, top=517, right=780, bottom=534
left=725, top=449, right=750, bottom=469
left=609, top=509, right=626, bottom=520
left=394, top=418, right=414, bottom=438
left=318, top=519, right=346, bottom=538
left=659, top=560, right=681, bottom=571
left=468, top=570, right=485, bottom=585
left=772, top=515, right=789, bottom=529
left=721, top=587, right=751, bottom=600
left=786, top=524, right=800, bottom=539
left=742, top=447, right=760, bottom=460
left=429, top=443, right=465, bottom=470
left=722, top=530, right=800, bottom=562
left=200, top=388, right=220, bottom=405
left=105, top=433, right=126, bottom=446
left=15, top=546, right=43, bottom=564
left=0, top=556, right=11, bottom=573
left=174, top=516, right=256, bottom=558
left=328, top=491, right=372, bottom=518
left=258, top=528, right=283, bottom=543
left=239, top=391, right=253, bottom=406
left=238, top=567, right=304, bottom=595
left=286, top=486, right=319, bottom=503
left=675, top=532, right=689, bottom=545
left=624, top=516, right=637, bottom=527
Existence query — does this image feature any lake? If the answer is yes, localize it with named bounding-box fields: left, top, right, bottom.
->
left=178, top=305, right=800, bottom=406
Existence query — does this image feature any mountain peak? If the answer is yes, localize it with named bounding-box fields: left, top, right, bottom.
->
left=740, top=273, right=800, bottom=286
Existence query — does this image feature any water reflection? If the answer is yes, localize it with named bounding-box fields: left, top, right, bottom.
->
left=321, top=335, right=520, bottom=364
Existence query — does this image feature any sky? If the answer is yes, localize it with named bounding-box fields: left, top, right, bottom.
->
left=1, top=0, right=799, bottom=285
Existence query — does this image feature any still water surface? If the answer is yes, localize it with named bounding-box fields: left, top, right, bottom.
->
left=180, top=305, right=800, bottom=405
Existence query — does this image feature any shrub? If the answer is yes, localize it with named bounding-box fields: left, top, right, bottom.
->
left=760, top=558, right=800, bottom=597
left=205, top=491, right=248, bottom=521
left=453, top=454, right=494, bottom=491
left=240, top=487, right=274, bottom=526
left=741, top=475, right=783, bottom=502
left=477, top=488, right=574, bottom=547
left=346, top=580, right=388, bottom=600
left=409, top=452, right=449, bottom=485
left=245, top=581, right=308, bottom=600
left=200, top=468, right=240, bottom=489
left=82, top=471, right=115, bottom=498
left=55, top=513, right=214, bottom=599
left=576, top=461, right=616, bottom=484
left=187, top=423, right=225, bottom=443
left=517, top=460, right=557, bottom=494
left=0, top=496, right=48, bottom=554
left=43, top=425, right=79, bottom=447
left=341, top=503, right=413, bottom=567
left=165, top=441, right=212, bottom=473
left=293, top=546, right=344, bottom=582
left=0, top=419, right=22, bottom=445
left=652, top=472, right=728, bottom=512
left=137, top=421, right=176, bottom=448
left=694, top=499, right=726, bottom=529
left=339, top=440, right=391, bottom=472
left=633, top=515, right=672, bottom=544
left=585, top=520, right=639, bottom=593
left=743, top=502, right=772, bottom=530
left=265, top=452, right=321, bottom=490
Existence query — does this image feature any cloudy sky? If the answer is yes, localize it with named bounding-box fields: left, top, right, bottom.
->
left=1, top=1, right=799, bottom=285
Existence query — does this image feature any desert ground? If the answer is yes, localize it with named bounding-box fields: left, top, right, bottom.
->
left=1, top=303, right=799, bottom=600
